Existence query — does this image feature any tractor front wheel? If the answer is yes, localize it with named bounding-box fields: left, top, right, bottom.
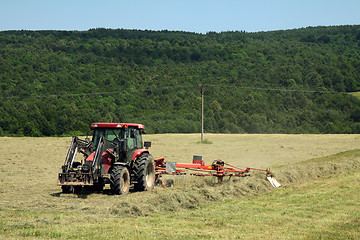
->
left=110, top=165, right=130, bottom=195
left=61, top=185, right=82, bottom=194
left=133, top=153, right=155, bottom=191
left=61, top=185, right=72, bottom=193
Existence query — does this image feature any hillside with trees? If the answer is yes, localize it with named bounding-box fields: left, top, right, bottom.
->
left=1, top=25, right=360, bottom=136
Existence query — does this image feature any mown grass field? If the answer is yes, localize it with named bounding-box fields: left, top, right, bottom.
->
left=0, top=134, right=359, bottom=239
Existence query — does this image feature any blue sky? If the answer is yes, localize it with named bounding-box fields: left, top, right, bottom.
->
left=1, top=0, right=360, bottom=33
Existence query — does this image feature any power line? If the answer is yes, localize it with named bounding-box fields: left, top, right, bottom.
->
left=205, top=84, right=342, bottom=94
left=0, top=84, right=198, bottom=100
left=0, top=83, right=346, bottom=100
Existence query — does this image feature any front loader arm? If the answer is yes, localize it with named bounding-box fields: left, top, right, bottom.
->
left=91, top=136, right=119, bottom=178
left=63, top=136, right=93, bottom=173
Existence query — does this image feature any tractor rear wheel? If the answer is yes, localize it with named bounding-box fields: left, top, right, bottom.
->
left=133, top=153, right=155, bottom=191
left=110, top=165, right=130, bottom=195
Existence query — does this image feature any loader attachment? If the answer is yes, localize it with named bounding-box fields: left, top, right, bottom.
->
left=58, top=136, right=120, bottom=187
left=58, top=136, right=93, bottom=186
left=58, top=172, right=94, bottom=186
left=62, top=136, right=92, bottom=173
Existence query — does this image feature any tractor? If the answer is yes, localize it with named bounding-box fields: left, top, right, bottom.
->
left=58, top=123, right=155, bottom=195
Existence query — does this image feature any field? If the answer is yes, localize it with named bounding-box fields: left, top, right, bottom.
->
left=349, top=91, right=360, bottom=99
left=145, top=134, right=360, bottom=167
left=0, top=134, right=360, bottom=239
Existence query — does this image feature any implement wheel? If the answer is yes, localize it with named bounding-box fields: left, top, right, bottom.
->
left=110, top=165, right=130, bottom=195
left=133, top=153, right=155, bottom=191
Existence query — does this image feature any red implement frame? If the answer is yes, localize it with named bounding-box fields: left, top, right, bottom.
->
left=154, top=157, right=271, bottom=182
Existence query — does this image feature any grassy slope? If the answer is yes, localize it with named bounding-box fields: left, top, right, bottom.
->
left=0, top=135, right=359, bottom=239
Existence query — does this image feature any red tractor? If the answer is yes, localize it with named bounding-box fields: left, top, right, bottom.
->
left=58, top=123, right=155, bottom=195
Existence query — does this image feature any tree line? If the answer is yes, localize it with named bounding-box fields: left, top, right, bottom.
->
left=1, top=25, right=360, bottom=136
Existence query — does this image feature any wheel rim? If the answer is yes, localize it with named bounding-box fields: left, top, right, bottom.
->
left=121, top=169, right=130, bottom=193
left=145, top=162, right=155, bottom=188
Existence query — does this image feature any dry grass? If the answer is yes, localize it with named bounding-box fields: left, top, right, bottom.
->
left=0, top=134, right=359, bottom=239
left=145, top=133, right=360, bottom=168
left=0, top=134, right=359, bottom=212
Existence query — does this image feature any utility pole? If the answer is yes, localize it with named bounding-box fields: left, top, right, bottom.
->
left=200, top=85, right=206, bottom=142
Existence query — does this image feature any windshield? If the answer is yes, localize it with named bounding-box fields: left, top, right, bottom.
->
left=92, top=127, right=143, bottom=150
left=92, top=128, right=122, bottom=149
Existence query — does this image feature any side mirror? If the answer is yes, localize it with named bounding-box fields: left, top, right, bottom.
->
left=144, top=141, right=151, bottom=149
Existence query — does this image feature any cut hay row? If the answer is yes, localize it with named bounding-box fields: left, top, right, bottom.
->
left=106, top=150, right=360, bottom=217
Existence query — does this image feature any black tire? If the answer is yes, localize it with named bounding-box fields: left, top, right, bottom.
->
left=61, top=185, right=82, bottom=194
left=72, top=161, right=81, bottom=168
left=166, top=179, right=174, bottom=187
left=61, top=185, right=72, bottom=193
left=133, top=153, right=155, bottom=191
left=84, top=184, right=104, bottom=193
left=73, top=186, right=82, bottom=194
left=110, top=165, right=130, bottom=195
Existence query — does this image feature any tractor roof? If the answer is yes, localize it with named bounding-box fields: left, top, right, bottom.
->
left=91, top=123, right=145, bottom=129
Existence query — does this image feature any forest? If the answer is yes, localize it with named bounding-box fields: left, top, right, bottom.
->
left=1, top=25, right=360, bottom=136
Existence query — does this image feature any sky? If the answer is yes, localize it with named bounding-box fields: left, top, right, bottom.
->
left=1, top=0, right=360, bottom=33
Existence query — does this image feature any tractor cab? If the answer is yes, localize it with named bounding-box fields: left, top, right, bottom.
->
left=91, top=123, right=145, bottom=163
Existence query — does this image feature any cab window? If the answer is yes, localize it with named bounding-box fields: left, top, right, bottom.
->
left=125, top=128, right=136, bottom=150
left=135, top=130, right=143, bottom=148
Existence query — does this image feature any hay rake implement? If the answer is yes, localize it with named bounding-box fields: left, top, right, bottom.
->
left=154, top=155, right=281, bottom=187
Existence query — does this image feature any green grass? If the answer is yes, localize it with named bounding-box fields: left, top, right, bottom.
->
left=1, top=171, right=359, bottom=239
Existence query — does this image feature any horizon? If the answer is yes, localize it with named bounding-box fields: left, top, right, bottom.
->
left=1, top=24, right=358, bottom=35
left=1, top=0, right=360, bottom=34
